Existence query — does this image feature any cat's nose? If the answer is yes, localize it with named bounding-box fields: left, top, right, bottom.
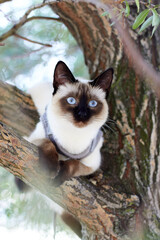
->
left=77, top=110, right=87, bottom=119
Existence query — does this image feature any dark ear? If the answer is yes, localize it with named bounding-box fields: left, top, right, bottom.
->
left=53, top=61, right=76, bottom=94
left=91, top=68, right=114, bottom=98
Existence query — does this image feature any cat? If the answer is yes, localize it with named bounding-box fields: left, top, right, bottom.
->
left=15, top=61, right=113, bottom=237
left=24, top=60, right=114, bottom=186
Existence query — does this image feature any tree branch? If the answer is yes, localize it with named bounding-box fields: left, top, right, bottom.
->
left=26, top=16, right=62, bottom=23
left=0, top=81, right=39, bottom=136
left=0, top=1, right=61, bottom=43
left=0, top=110, right=140, bottom=239
left=14, top=33, right=52, bottom=47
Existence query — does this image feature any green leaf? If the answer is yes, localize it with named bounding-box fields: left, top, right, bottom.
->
left=138, top=16, right=153, bottom=33
left=135, top=0, right=140, bottom=12
left=132, top=9, right=150, bottom=30
left=151, top=24, right=159, bottom=37
left=101, top=11, right=109, bottom=17
left=125, top=1, right=130, bottom=17
left=151, top=9, right=160, bottom=27
left=151, top=9, right=160, bottom=36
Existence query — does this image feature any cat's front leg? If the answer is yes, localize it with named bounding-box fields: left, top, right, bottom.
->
left=53, top=160, right=93, bottom=187
left=38, top=139, right=60, bottom=179
left=54, top=139, right=102, bottom=187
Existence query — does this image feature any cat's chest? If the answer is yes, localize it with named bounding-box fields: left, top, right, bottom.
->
left=53, top=125, right=96, bottom=155
left=46, top=105, right=103, bottom=155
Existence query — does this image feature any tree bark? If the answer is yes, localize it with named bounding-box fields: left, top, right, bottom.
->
left=0, top=115, right=139, bottom=240
left=50, top=1, right=160, bottom=238
left=0, top=0, right=160, bottom=239
left=0, top=81, right=39, bottom=136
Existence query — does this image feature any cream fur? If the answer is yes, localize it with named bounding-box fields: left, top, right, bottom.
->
left=28, top=82, right=53, bottom=116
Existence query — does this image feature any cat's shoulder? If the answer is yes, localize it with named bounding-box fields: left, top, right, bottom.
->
left=28, top=81, right=53, bottom=116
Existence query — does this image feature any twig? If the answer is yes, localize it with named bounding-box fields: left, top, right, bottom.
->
left=26, top=16, right=61, bottom=23
left=0, top=1, right=60, bottom=42
left=14, top=33, right=52, bottom=47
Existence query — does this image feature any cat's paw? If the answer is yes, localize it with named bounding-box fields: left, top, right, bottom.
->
left=53, top=161, right=71, bottom=187
left=38, top=139, right=59, bottom=179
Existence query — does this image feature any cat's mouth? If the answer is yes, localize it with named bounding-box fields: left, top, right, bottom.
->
left=73, top=120, right=89, bottom=128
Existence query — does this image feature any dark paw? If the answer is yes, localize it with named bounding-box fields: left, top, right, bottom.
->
left=38, top=142, right=59, bottom=178
left=53, top=161, right=70, bottom=187
left=53, top=175, right=65, bottom=187
left=15, top=177, right=31, bottom=192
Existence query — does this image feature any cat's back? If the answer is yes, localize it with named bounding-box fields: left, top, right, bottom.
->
left=29, top=81, right=53, bottom=116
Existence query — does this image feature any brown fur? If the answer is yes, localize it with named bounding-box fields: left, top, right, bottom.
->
left=38, top=139, right=92, bottom=186
left=38, top=139, right=59, bottom=178
left=54, top=159, right=92, bottom=186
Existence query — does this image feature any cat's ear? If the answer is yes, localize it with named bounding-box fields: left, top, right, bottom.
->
left=53, top=61, right=76, bottom=94
left=91, top=68, right=114, bottom=98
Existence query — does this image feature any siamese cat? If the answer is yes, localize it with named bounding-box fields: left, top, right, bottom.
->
left=23, top=61, right=113, bottom=186
left=15, top=61, right=113, bottom=236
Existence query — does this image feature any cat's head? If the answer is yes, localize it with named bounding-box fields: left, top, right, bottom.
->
left=51, top=61, right=113, bottom=128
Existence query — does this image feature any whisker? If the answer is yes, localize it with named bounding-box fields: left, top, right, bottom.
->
left=103, top=123, right=116, bottom=134
left=107, top=118, right=116, bottom=124
left=101, top=126, right=107, bottom=133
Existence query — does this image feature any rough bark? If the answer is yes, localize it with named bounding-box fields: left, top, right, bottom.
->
left=51, top=1, right=122, bottom=79
left=0, top=115, right=139, bottom=240
left=50, top=1, right=160, bottom=238
left=0, top=81, right=39, bottom=136
left=0, top=0, right=160, bottom=239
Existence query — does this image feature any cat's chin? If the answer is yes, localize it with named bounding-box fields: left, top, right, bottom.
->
left=74, top=121, right=89, bottom=128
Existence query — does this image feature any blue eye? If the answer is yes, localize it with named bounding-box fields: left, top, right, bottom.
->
left=67, top=97, right=76, bottom=105
left=88, top=100, right=97, bottom=107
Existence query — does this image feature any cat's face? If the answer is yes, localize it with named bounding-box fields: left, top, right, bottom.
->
left=51, top=61, right=113, bottom=128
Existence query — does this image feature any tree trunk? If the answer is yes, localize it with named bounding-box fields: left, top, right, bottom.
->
left=51, top=1, right=160, bottom=238
left=0, top=0, right=160, bottom=239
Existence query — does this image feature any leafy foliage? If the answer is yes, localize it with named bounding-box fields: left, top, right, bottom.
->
left=102, top=0, right=160, bottom=36
left=132, top=5, right=160, bottom=36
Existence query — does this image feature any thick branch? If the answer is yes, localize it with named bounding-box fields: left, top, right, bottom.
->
left=0, top=81, right=39, bottom=136
left=0, top=119, right=140, bottom=239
